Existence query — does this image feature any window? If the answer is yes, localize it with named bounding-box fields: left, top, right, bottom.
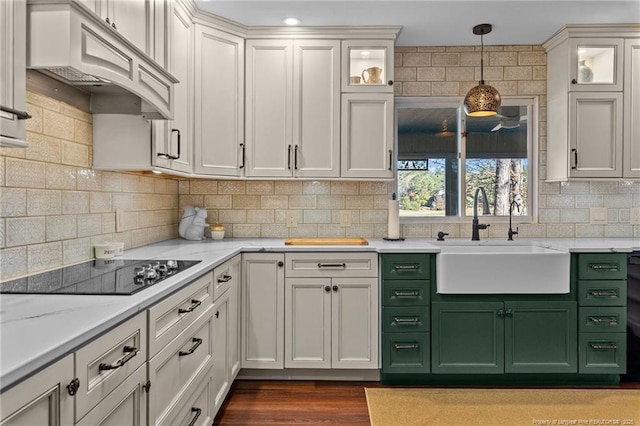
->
left=395, top=97, right=537, bottom=222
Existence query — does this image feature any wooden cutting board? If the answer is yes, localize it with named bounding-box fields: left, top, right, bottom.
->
left=284, top=238, right=369, bottom=246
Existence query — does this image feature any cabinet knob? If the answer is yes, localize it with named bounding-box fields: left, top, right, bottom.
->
left=571, top=78, right=577, bottom=84
left=388, top=80, right=394, bottom=86
left=332, top=285, right=339, bottom=292
left=277, top=261, right=284, bottom=267
left=325, top=285, right=331, bottom=292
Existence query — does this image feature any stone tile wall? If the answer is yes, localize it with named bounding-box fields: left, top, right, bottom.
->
left=0, top=91, right=180, bottom=281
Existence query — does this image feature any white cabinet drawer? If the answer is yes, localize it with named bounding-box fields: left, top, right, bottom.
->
left=148, top=272, right=214, bottom=358
left=285, top=252, right=378, bottom=278
left=75, top=364, right=147, bottom=426
left=160, top=372, right=214, bottom=426
left=75, top=312, right=147, bottom=422
left=148, top=306, right=214, bottom=426
left=213, top=256, right=239, bottom=301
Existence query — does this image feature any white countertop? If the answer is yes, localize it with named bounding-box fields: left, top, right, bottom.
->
left=1, top=237, right=638, bottom=391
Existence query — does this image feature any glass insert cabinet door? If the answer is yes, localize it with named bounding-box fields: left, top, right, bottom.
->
left=569, top=38, right=624, bottom=91
left=341, top=40, right=394, bottom=93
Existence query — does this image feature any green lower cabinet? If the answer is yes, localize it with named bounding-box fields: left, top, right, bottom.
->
left=579, top=333, right=627, bottom=373
left=432, top=301, right=577, bottom=374
left=505, top=301, right=577, bottom=373
left=432, top=302, right=504, bottom=374
left=382, top=332, right=430, bottom=373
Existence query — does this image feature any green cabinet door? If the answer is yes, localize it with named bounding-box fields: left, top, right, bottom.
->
left=504, top=301, right=577, bottom=373
left=432, top=302, right=504, bottom=374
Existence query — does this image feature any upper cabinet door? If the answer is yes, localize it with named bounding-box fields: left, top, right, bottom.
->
left=623, top=38, right=640, bottom=178
left=569, top=92, right=623, bottom=178
left=0, top=0, right=27, bottom=145
left=341, top=40, right=394, bottom=93
left=569, top=38, right=624, bottom=92
left=194, top=25, right=244, bottom=176
left=109, top=0, right=149, bottom=54
left=293, top=40, right=340, bottom=178
left=245, top=40, right=294, bottom=177
left=341, top=93, right=394, bottom=179
left=162, top=1, right=193, bottom=173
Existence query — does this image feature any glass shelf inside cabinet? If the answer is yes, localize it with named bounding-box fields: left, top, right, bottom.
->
left=349, top=48, right=386, bottom=86
left=576, top=46, right=616, bottom=84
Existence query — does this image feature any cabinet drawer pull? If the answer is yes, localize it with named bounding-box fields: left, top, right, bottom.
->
left=571, top=148, right=578, bottom=169
left=388, top=149, right=393, bottom=170
left=590, top=343, right=617, bottom=350
left=239, top=143, right=245, bottom=169
left=188, top=407, right=202, bottom=426
left=393, top=343, right=419, bottom=350
left=179, top=338, right=203, bottom=356
left=393, top=290, right=420, bottom=297
left=217, top=275, right=232, bottom=283
left=179, top=299, right=202, bottom=314
left=287, top=144, right=292, bottom=170
left=393, top=316, right=420, bottom=324
left=588, top=290, right=618, bottom=298
left=317, top=263, right=346, bottom=269
left=393, top=264, right=420, bottom=270
left=99, top=346, right=138, bottom=371
left=589, top=264, right=619, bottom=271
left=588, top=316, right=618, bottom=324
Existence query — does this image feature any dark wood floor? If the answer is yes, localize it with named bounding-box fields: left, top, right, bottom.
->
left=213, top=380, right=377, bottom=425
left=213, top=379, right=640, bottom=425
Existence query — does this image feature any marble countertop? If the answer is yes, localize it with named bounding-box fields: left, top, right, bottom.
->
left=1, top=237, right=638, bottom=391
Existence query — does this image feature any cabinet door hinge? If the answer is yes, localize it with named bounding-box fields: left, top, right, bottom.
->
left=67, top=378, right=80, bottom=396
left=143, top=380, right=151, bottom=393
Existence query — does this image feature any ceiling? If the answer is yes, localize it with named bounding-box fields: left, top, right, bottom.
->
left=193, top=1, right=640, bottom=46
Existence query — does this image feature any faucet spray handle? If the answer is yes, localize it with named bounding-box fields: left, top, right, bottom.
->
left=436, top=231, right=449, bottom=241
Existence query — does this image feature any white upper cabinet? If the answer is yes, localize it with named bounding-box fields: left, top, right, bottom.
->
left=568, top=92, right=623, bottom=178
left=341, top=93, right=394, bottom=179
left=245, top=39, right=340, bottom=178
left=193, top=25, right=245, bottom=176
left=342, top=40, right=394, bottom=93
left=624, top=38, right=640, bottom=178
left=544, top=25, right=640, bottom=180
left=153, top=0, right=193, bottom=173
left=77, top=0, right=149, bottom=55
left=0, top=0, right=28, bottom=147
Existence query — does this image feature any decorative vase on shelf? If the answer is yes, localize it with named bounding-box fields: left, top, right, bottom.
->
left=578, top=60, right=593, bottom=83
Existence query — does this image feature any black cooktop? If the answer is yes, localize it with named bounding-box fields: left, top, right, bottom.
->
left=0, top=259, right=201, bottom=295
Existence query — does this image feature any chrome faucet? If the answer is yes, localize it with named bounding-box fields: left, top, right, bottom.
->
left=471, top=187, right=490, bottom=241
left=508, top=199, right=520, bottom=241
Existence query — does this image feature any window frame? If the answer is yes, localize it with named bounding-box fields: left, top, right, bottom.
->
left=394, top=96, right=539, bottom=225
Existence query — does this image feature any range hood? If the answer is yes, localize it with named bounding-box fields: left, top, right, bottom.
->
left=26, top=0, right=177, bottom=119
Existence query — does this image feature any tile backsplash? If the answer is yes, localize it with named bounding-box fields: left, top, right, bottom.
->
left=0, top=91, right=179, bottom=281
left=2, top=44, right=638, bottom=279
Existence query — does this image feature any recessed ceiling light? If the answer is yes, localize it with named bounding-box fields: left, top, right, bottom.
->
left=282, top=17, right=301, bottom=26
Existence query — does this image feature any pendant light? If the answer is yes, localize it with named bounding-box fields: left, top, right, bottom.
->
left=464, top=24, right=501, bottom=117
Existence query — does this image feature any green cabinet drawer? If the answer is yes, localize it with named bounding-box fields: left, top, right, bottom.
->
left=579, top=307, right=626, bottom=333
left=382, top=306, right=430, bottom=333
left=578, top=280, right=627, bottom=306
left=382, top=332, right=430, bottom=374
left=579, top=333, right=626, bottom=374
left=381, top=254, right=431, bottom=280
left=382, top=280, right=430, bottom=306
left=577, top=253, right=627, bottom=280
